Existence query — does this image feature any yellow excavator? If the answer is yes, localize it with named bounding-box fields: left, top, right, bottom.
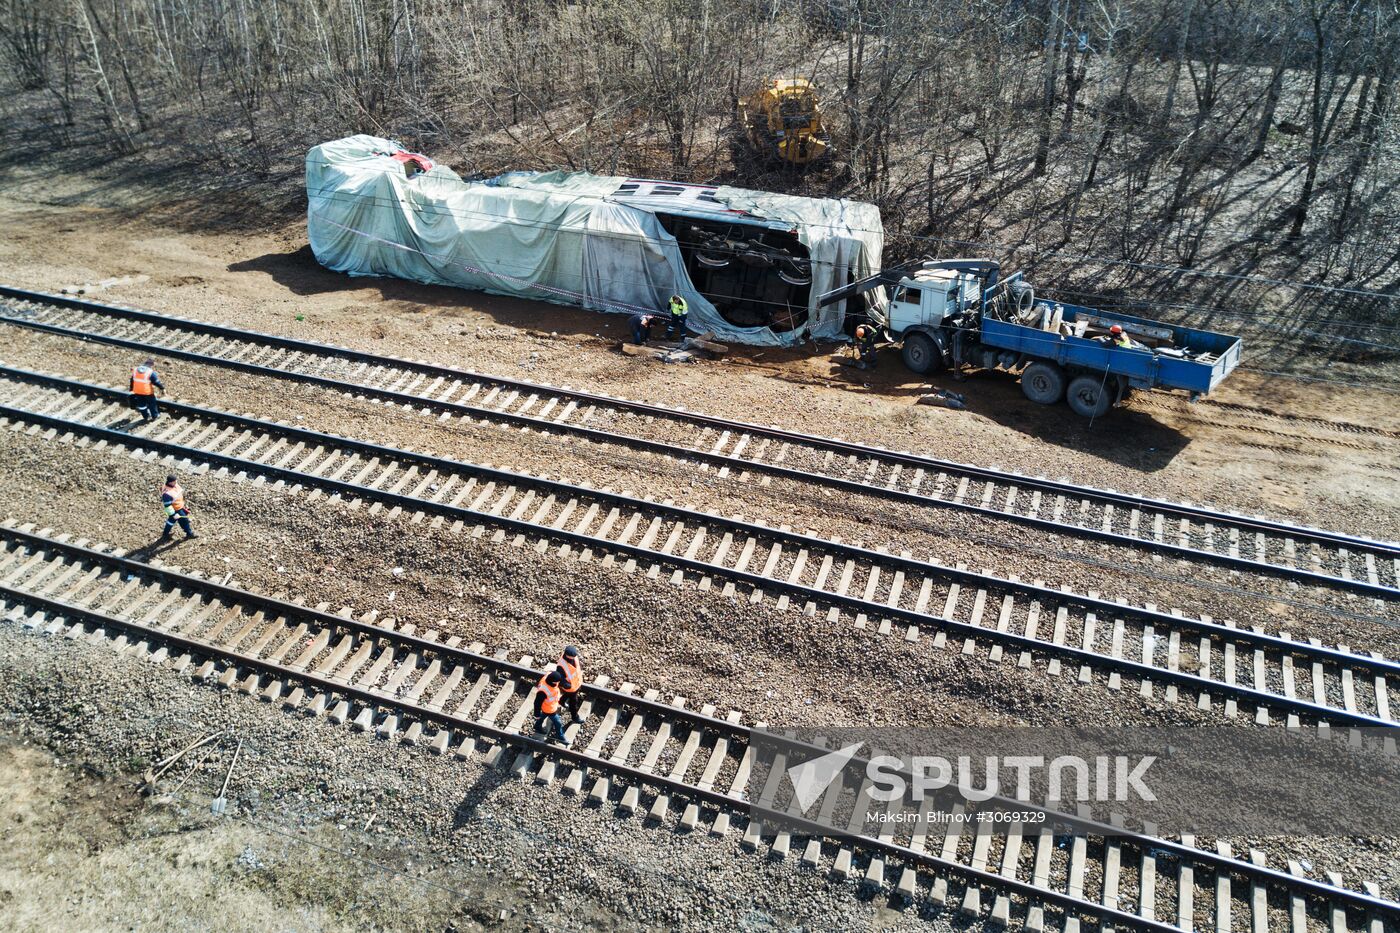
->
left=739, top=78, right=832, bottom=165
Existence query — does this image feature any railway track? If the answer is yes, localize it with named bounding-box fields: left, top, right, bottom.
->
left=3, top=364, right=1396, bottom=731
left=2, top=285, right=1397, bottom=599
left=1, top=521, right=1395, bottom=933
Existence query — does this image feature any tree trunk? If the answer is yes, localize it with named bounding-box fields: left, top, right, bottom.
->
left=1031, top=0, right=1061, bottom=176
left=1059, top=4, right=1088, bottom=140
left=1159, top=0, right=1195, bottom=129
left=1334, top=70, right=1393, bottom=239
left=74, top=0, right=136, bottom=154
left=1345, top=73, right=1374, bottom=138
left=1248, top=62, right=1285, bottom=163
left=1290, top=14, right=1329, bottom=238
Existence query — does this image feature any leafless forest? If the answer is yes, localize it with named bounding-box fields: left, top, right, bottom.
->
left=3, top=0, right=1398, bottom=370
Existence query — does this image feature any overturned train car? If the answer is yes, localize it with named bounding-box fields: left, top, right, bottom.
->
left=306, top=135, right=883, bottom=346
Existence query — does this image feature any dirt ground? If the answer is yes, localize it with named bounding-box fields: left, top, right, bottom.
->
left=0, top=735, right=484, bottom=932
left=1, top=161, right=1398, bottom=928
left=0, top=624, right=962, bottom=933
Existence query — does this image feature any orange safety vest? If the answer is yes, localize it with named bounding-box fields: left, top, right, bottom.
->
left=161, top=482, right=186, bottom=512
left=558, top=655, right=582, bottom=693
left=536, top=674, right=561, bottom=714
left=131, top=366, right=155, bottom=395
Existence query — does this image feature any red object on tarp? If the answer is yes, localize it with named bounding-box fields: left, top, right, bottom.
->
left=390, top=151, right=433, bottom=173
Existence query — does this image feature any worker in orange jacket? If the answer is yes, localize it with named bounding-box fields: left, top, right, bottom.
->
left=532, top=670, right=570, bottom=747
left=554, top=645, right=587, bottom=725
left=159, top=473, right=198, bottom=541
left=130, top=358, right=165, bottom=423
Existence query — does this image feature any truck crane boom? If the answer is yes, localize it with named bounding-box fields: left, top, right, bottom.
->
left=816, top=258, right=1001, bottom=309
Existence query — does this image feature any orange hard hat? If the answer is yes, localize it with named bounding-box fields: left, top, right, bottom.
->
left=1110, top=324, right=1123, bottom=334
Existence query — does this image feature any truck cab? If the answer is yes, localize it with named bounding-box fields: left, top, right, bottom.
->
left=884, top=269, right=982, bottom=334
left=878, top=268, right=987, bottom=374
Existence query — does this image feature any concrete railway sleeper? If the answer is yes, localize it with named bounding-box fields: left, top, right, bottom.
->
left=1, top=286, right=1396, bottom=599
left=2, top=368, right=1398, bottom=732
left=0, top=522, right=1396, bottom=933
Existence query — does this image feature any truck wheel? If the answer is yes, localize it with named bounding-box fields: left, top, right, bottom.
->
left=1020, top=361, right=1065, bottom=405
left=901, top=332, right=940, bottom=374
left=1066, top=374, right=1112, bottom=417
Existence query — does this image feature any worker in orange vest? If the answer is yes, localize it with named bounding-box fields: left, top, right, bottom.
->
left=853, top=325, right=879, bottom=370
left=159, top=473, right=197, bottom=541
left=130, top=358, right=165, bottom=423
left=532, top=670, right=570, bottom=747
left=554, top=645, right=587, bottom=725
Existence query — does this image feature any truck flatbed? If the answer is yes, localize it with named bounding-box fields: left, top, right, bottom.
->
left=981, top=298, right=1242, bottom=395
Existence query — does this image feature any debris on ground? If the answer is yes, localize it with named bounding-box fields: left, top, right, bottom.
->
left=211, top=738, right=243, bottom=816
left=141, top=731, right=222, bottom=793
left=59, top=274, right=150, bottom=295
left=621, top=330, right=727, bottom=363
left=917, top=388, right=968, bottom=410
left=621, top=343, right=694, bottom=363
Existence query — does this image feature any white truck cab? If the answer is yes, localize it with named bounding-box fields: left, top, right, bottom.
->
left=877, top=268, right=988, bottom=373
left=883, top=269, right=983, bottom=336
left=818, top=257, right=1003, bottom=374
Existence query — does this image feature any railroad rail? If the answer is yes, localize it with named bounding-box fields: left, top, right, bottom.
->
left=3, top=364, right=1396, bottom=732
left=1, top=521, right=1395, bottom=933
left=2, top=285, right=1396, bottom=599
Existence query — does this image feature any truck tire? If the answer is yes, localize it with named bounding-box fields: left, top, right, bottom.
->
left=901, top=332, right=940, bottom=374
left=1020, top=361, right=1065, bottom=405
left=1009, top=281, right=1036, bottom=324
left=1066, top=374, right=1113, bottom=417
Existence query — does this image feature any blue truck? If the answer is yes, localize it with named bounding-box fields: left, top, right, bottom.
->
left=820, top=259, right=1242, bottom=417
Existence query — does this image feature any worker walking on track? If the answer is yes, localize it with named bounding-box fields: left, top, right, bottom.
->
left=159, top=473, right=198, bottom=541
left=853, top=324, right=878, bottom=370
left=555, top=645, right=587, bottom=725
left=665, top=293, right=688, bottom=341
left=533, top=670, right=570, bottom=747
left=130, top=358, right=165, bottom=423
